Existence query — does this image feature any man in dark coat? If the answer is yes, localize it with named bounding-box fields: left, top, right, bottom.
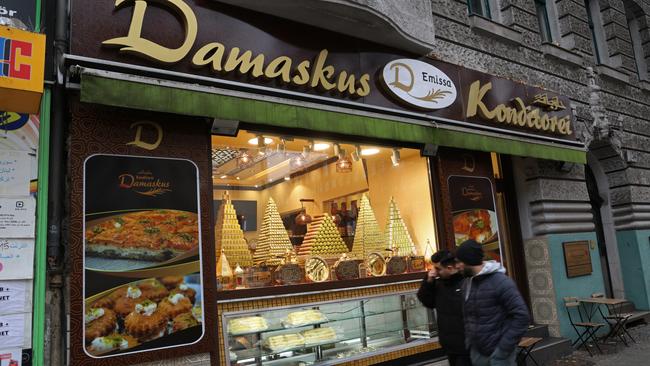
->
left=456, top=240, right=530, bottom=366
left=417, top=250, right=471, bottom=366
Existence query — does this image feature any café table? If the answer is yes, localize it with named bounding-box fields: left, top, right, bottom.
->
left=579, top=297, right=634, bottom=346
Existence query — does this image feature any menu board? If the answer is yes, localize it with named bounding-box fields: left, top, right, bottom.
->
left=83, top=154, right=204, bottom=358
left=448, top=175, right=502, bottom=262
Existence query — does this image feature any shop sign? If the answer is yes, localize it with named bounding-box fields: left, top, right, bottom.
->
left=83, top=154, right=204, bottom=358
left=381, top=59, right=456, bottom=110
left=448, top=175, right=502, bottom=263
left=69, top=0, right=577, bottom=143
left=563, top=241, right=592, bottom=278
left=0, top=26, right=45, bottom=114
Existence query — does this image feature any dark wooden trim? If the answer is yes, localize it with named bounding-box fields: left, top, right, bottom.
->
left=217, top=271, right=425, bottom=301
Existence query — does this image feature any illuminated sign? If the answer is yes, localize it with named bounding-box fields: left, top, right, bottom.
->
left=0, top=27, right=45, bottom=114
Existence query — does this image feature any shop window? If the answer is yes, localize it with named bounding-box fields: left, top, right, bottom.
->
left=468, top=0, right=492, bottom=19
left=624, top=1, right=648, bottom=81
left=535, top=0, right=555, bottom=43
left=212, top=130, right=437, bottom=291
left=585, top=0, right=609, bottom=64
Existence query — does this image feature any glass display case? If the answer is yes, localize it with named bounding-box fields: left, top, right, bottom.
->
left=222, top=291, right=437, bottom=365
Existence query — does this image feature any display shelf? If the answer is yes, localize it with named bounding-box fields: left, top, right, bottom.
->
left=222, top=290, right=436, bottom=366
left=231, top=326, right=416, bottom=360
left=218, top=272, right=425, bottom=301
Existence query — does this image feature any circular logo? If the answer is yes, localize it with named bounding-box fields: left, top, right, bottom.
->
left=382, top=59, right=457, bottom=110
left=0, top=112, right=30, bottom=131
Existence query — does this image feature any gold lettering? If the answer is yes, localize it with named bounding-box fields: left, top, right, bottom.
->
left=103, top=0, right=197, bottom=63
left=264, top=56, right=293, bottom=82
left=119, top=174, right=134, bottom=188
left=357, top=74, right=371, bottom=96
left=192, top=42, right=226, bottom=71
left=310, top=49, right=336, bottom=90
left=224, top=48, right=265, bottom=77
left=466, top=80, right=495, bottom=120
left=337, top=71, right=356, bottom=94
left=127, top=121, right=163, bottom=150
left=292, top=60, right=311, bottom=85
left=388, top=63, right=414, bottom=92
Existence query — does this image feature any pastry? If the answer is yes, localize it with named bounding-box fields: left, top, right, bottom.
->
left=85, top=210, right=198, bottom=262
left=172, top=312, right=199, bottom=333
left=91, top=296, right=115, bottom=310
left=87, top=334, right=138, bottom=355
left=160, top=276, right=184, bottom=289
left=158, top=293, right=193, bottom=320
left=124, top=300, right=167, bottom=341
left=114, top=285, right=146, bottom=317
left=139, top=279, right=169, bottom=302
left=85, top=308, right=117, bottom=344
left=265, top=333, right=305, bottom=352
left=228, top=316, right=268, bottom=335
left=285, top=309, right=327, bottom=327
left=305, top=257, right=329, bottom=282
left=170, top=283, right=196, bottom=304
left=192, top=305, right=203, bottom=323
left=302, top=327, right=337, bottom=345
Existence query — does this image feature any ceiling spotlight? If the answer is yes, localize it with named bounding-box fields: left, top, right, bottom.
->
left=333, top=143, right=341, bottom=157
left=352, top=145, right=362, bottom=161
left=277, top=138, right=286, bottom=154
left=361, top=147, right=380, bottom=156
left=391, top=148, right=401, bottom=167
left=248, top=136, right=273, bottom=146
left=302, top=145, right=311, bottom=159
left=220, top=175, right=228, bottom=179
left=313, top=142, right=330, bottom=151
left=236, top=176, right=241, bottom=180
left=254, top=184, right=259, bottom=188
left=284, top=176, right=291, bottom=181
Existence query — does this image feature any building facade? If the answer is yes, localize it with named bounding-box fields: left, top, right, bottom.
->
left=37, top=0, right=650, bottom=365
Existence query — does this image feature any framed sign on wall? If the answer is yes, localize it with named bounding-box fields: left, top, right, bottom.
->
left=563, top=241, right=593, bottom=278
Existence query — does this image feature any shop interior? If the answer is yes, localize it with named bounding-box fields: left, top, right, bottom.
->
left=212, top=130, right=437, bottom=289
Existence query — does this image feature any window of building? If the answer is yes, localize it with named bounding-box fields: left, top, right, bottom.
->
left=625, top=2, right=648, bottom=81
left=212, top=130, right=437, bottom=291
left=585, top=0, right=609, bottom=64
left=535, top=0, right=554, bottom=43
left=468, top=0, right=492, bottom=19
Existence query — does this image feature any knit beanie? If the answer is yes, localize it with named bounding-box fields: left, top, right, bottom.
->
left=456, top=240, right=484, bottom=266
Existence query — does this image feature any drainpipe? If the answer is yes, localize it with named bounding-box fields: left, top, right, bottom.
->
left=45, top=0, right=69, bottom=364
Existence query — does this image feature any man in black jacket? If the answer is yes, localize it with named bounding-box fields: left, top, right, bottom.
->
left=456, top=240, right=530, bottom=366
left=417, top=250, right=471, bottom=366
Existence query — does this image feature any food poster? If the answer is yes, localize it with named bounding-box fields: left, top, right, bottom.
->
left=83, top=154, right=204, bottom=358
left=448, top=175, right=502, bottom=262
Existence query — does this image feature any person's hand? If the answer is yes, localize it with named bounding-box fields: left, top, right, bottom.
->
left=427, top=269, right=438, bottom=282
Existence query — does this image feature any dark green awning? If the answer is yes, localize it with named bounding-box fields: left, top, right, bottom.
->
left=79, top=72, right=586, bottom=164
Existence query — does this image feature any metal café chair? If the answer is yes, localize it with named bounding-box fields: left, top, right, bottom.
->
left=563, top=296, right=604, bottom=356
left=591, top=293, right=635, bottom=346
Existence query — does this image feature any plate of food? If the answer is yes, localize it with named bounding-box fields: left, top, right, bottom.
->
left=84, top=209, right=199, bottom=272
left=453, top=209, right=498, bottom=246
left=84, top=275, right=203, bottom=357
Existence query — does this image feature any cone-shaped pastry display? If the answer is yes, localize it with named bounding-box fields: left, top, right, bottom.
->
left=215, top=191, right=253, bottom=267
left=385, top=197, right=416, bottom=256
left=424, top=239, right=435, bottom=264
left=298, top=214, right=349, bottom=257
left=350, top=194, right=385, bottom=259
left=254, top=197, right=294, bottom=265
left=216, top=249, right=234, bottom=289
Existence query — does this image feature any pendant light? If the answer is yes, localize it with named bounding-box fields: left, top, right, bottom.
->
left=295, top=199, right=314, bottom=225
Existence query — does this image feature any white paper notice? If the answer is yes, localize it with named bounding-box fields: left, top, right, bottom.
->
left=0, top=313, right=27, bottom=348
left=0, top=349, right=23, bottom=366
left=0, top=240, right=34, bottom=280
left=0, top=197, right=35, bottom=238
left=0, top=280, right=31, bottom=315
left=0, top=150, right=30, bottom=197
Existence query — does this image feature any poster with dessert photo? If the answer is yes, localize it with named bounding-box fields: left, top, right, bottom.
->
left=448, top=175, right=502, bottom=262
left=83, top=154, right=204, bottom=357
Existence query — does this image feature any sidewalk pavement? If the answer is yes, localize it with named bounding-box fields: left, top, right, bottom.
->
left=552, top=324, right=650, bottom=366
